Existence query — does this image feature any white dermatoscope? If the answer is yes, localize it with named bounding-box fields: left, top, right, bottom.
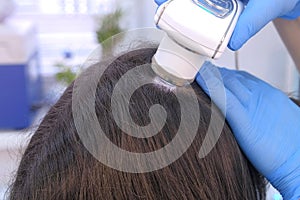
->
left=152, top=0, right=243, bottom=86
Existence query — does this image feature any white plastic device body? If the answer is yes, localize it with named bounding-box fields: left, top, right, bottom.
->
left=152, top=0, right=243, bottom=86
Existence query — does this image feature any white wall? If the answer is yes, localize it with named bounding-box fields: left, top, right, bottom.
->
left=117, top=0, right=157, bottom=29
left=238, top=23, right=299, bottom=94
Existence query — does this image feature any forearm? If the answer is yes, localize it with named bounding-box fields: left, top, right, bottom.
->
left=273, top=17, right=300, bottom=72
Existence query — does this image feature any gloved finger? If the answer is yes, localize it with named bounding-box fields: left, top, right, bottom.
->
left=196, top=63, right=258, bottom=145
left=196, top=69, right=250, bottom=133
left=218, top=68, right=261, bottom=90
left=220, top=68, right=255, bottom=82
left=196, top=62, right=246, bottom=116
left=154, top=0, right=168, bottom=6
left=196, top=62, right=221, bottom=95
left=216, top=68, right=254, bottom=108
left=228, top=1, right=281, bottom=50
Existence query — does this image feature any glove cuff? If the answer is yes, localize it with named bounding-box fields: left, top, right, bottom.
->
left=268, top=148, right=300, bottom=200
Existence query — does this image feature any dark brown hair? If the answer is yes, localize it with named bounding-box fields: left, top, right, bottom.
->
left=8, top=48, right=266, bottom=200
left=291, top=98, right=300, bottom=106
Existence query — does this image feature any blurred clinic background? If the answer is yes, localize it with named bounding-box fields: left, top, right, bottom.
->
left=0, top=0, right=299, bottom=199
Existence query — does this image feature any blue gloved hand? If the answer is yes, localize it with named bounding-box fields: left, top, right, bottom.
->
left=196, top=62, right=300, bottom=200
left=154, top=0, right=167, bottom=6
left=154, top=0, right=300, bottom=50
left=229, top=0, right=300, bottom=50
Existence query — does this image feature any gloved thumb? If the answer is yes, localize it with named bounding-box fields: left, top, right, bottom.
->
left=228, top=1, right=281, bottom=50
left=154, top=0, right=166, bottom=6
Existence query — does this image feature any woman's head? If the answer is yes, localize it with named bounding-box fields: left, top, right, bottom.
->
left=9, top=48, right=266, bottom=199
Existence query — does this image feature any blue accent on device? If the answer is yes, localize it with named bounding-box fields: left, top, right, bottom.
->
left=192, top=0, right=234, bottom=18
left=273, top=193, right=282, bottom=200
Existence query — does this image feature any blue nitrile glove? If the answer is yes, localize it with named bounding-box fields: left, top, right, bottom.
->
left=229, top=0, right=300, bottom=50
left=196, top=62, right=300, bottom=200
left=154, top=0, right=167, bottom=6
left=154, top=0, right=300, bottom=51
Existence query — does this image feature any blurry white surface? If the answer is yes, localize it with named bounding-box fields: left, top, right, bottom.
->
left=0, top=0, right=15, bottom=22
left=37, top=32, right=98, bottom=76
left=8, top=0, right=159, bottom=77
left=213, top=48, right=236, bottom=67
left=0, top=19, right=37, bottom=64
